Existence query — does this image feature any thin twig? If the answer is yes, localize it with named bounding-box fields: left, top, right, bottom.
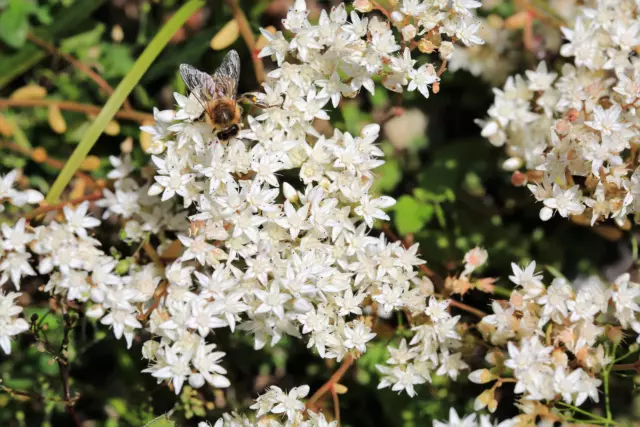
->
left=0, top=98, right=154, bottom=123
left=59, top=311, right=81, bottom=427
left=331, top=387, right=341, bottom=426
left=25, top=190, right=104, bottom=220
left=371, top=0, right=392, bottom=20
left=305, top=354, right=354, bottom=412
left=27, top=33, right=133, bottom=110
left=449, top=299, right=487, bottom=318
left=610, top=361, right=640, bottom=372
left=143, top=241, right=164, bottom=271
left=137, top=280, right=170, bottom=322
left=224, top=0, right=266, bottom=84
left=1, top=141, right=95, bottom=185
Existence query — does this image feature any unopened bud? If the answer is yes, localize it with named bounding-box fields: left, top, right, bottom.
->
left=468, top=369, right=497, bottom=384
left=439, top=41, right=454, bottom=60
left=402, top=24, right=417, bottom=41
left=391, top=11, right=403, bottom=22
left=474, top=389, right=493, bottom=411
left=607, top=326, right=624, bottom=345
left=283, top=182, right=298, bottom=203
left=511, top=170, right=527, bottom=186
left=353, top=0, right=373, bottom=12
left=31, top=147, right=48, bottom=163
left=418, top=38, right=436, bottom=54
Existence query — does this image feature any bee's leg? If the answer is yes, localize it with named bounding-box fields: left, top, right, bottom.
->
left=238, top=92, right=280, bottom=109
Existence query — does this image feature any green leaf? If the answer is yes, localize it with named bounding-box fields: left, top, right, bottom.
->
left=59, top=24, right=105, bottom=56
left=341, top=101, right=362, bottom=134
left=393, top=196, right=433, bottom=235
left=100, top=44, right=135, bottom=79
left=373, top=157, right=402, bottom=193
left=0, top=0, right=107, bottom=89
left=0, top=3, right=30, bottom=48
left=144, top=414, right=175, bottom=427
left=46, top=0, right=206, bottom=203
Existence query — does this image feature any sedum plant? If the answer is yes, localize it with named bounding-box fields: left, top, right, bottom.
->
left=1, top=0, right=639, bottom=426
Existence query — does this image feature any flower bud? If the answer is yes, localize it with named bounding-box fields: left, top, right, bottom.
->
left=283, top=182, right=298, bottom=203
left=488, top=398, right=498, bottom=413
left=474, top=389, right=493, bottom=410
left=417, top=38, right=436, bottom=53
left=539, top=206, right=553, bottom=221
left=353, top=0, right=373, bottom=12
left=189, top=373, right=205, bottom=389
left=402, top=24, right=417, bottom=41
left=142, top=340, right=160, bottom=360
left=439, top=41, right=454, bottom=60
left=468, top=368, right=497, bottom=384
left=391, top=11, right=403, bottom=22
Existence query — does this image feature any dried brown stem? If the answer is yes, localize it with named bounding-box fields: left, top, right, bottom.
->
left=331, top=387, right=341, bottom=426
left=25, top=190, right=104, bottom=220
left=143, top=241, right=164, bottom=270
left=225, top=0, right=266, bottom=84
left=138, top=280, right=170, bottom=322
left=1, top=141, right=95, bottom=185
left=0, top=98, right=154, bottom=123
left=27, top=33, right=132, bottom=110
left=449, top=299, right=487, bottom=318
left=610, top=361, right=640, bottom=372
left=371, top=0, right=392, bottom=21
left=305, top=354, right=354, bottom=412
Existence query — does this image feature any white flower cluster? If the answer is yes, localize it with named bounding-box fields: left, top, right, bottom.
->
left=376, top=297, right=468, bottom=397
left=479, top=0, right=640, bottom=224
left=434, top=408, right=514, bottom=427
left=0, top=169, right=44, bottom=213
left=470, top=261, right=640, bottom=410
left=0, top=0, right=486, bottom=398
left=199, top=385, right=337, bottom=427
left=259, top=0, right=484, bottom=101
left=0, top=290, right=29, bottom=355
left=125, top=0, right=487, bottom=395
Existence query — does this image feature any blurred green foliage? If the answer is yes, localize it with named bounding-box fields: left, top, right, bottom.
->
left=0, top=0, right=634, bottom=426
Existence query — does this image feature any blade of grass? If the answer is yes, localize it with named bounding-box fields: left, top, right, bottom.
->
left=45, top=0, right=204, bottom=204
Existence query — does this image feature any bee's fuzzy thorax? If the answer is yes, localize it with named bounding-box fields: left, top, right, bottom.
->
left=206, top=99, right=241, bottom=130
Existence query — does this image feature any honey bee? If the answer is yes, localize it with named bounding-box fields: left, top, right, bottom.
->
left=179, top=50, right=260, bottom=141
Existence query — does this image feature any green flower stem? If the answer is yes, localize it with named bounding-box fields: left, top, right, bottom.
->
left=556, top=401, right=611, bottom=424
left=45, top=0, right=204, bottom=204
left=603, top=342, right=619, bottom=426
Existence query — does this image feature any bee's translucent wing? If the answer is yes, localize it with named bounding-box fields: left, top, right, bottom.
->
left=179, top=63, right=216, bottom=116
left=212, top=50, right=241, bottom=99
left=179, top=63, right=214, bottom=95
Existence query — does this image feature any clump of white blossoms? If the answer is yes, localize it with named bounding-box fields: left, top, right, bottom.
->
left=469, top=261, right=640, bottom=420
left=0, top=0, right=485, bottom=397
left=478, top=0, right=640, bottom=225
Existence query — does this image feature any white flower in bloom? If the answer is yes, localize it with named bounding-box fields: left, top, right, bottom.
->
left=479, top=0, right=640, bottom=226
left=0, top=291, right=29, bottom=355
left=63, top=201, right=101, bottom=238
